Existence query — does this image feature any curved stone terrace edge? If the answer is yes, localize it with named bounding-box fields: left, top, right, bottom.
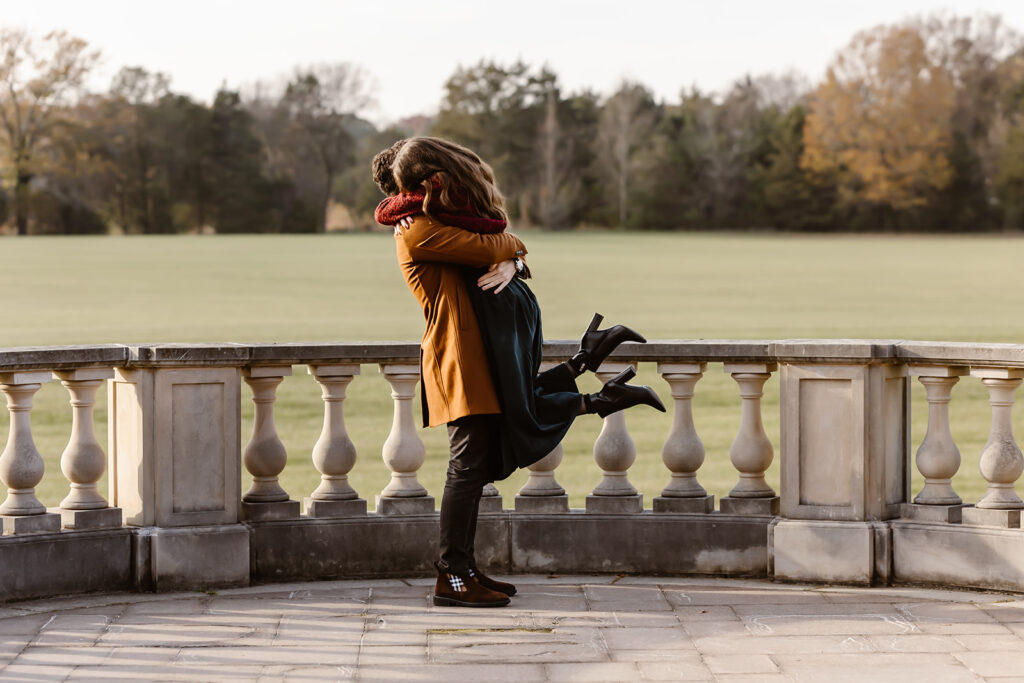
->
left=1, top=338, right=1024, bottom=605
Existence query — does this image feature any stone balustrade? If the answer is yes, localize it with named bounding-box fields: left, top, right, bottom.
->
left=2, top=339, right=1024, bottom=599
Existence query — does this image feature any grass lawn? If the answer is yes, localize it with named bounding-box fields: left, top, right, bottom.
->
left=2, top=231, right=1023, bottom=509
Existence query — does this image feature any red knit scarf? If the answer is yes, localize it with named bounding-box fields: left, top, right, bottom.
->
left=374, top=189, right=506, bottom=234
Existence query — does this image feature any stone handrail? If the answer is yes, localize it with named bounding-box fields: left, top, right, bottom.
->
left=5, top=338, right=1024, bottom=369
left=1, top=338, right=1023, bottom=600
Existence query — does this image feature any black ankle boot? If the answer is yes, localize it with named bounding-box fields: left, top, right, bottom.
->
left=584, top=367, right=666, bottom=418
left=569, top=313, right=647, bottom=375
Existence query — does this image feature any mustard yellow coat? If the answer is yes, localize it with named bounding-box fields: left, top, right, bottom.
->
left=395, top=215, right=527, bottom=427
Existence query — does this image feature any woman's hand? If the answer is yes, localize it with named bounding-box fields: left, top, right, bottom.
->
left=395, top=217, right=413, bottom=236
left=478, top=259, right=516, bottom=294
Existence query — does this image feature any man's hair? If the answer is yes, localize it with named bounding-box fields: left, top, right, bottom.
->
left=391, top=137, right=507, bottom=222
left=371, top=138, right=408, bottom=196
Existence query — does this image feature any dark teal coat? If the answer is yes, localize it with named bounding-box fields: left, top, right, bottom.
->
left=462, top=269, right=581, bottom=481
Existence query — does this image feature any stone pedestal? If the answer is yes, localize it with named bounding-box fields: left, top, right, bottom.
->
left=900, top=502, right=963, bottom=524
left=375, top=495, right=435, bottom=516
left=653, top=495, right=714, bottom=514
left=720, top=496, right=778, bottom=516
left=143, top=524, right=250, bottom=591
left=304, top=497, right=367, bottom=518
left=2, top=513, right=60, bottom=535
left=242, top=500, right=301, bottom=521
left=961, top=505, right=1021, bottom=529
left=515, top=494, right=569, bottom=513
left=585, top=494, right=643, bottom=514
left=56, top=506, right=123, bottom=530
left=772, top=519, right=890, bottom=585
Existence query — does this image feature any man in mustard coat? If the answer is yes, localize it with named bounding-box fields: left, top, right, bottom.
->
left=395, top=213, right=525, bottom=606
left=396, top=215, right=525, bottom=428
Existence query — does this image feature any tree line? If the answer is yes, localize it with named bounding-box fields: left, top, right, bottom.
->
left=2, top=12, right=1023, bottom=235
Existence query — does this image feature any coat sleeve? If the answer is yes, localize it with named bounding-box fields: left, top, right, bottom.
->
left=401, top=216, right=527, bottom=267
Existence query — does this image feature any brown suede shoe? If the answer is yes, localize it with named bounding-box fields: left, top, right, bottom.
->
left=433, top=564, right=510, bottom=608
left=469, top=567, right=517, bottom=596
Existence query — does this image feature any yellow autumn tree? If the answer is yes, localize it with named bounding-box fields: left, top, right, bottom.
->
left=802, top=25, right=956, bottom=212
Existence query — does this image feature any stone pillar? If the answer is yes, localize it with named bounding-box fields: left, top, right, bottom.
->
left=901, top=366, right=968, bottom=524
left=377, top=364, right=434, bottom=515
left=305, top=364, right=365, bottom=517
left=586, top=362, right=642, bottom=513
left=241, top=366, right=300, bottom=521
left=653, top=363, right=712, bottom=513
left=515, top=444, right=569, bottom=513
left=0, top=371, right=60, bottom=534
left=774, top=357, right=910, bottom=585
left=55, top=368, right=122, bottom=530
left=720, top=363, right=779, bottom=516
left=515, top=361, right=569, bottom=513
left=108, top=364, right=247, bottom=590
left=962, top=368, right=1024, bottom=528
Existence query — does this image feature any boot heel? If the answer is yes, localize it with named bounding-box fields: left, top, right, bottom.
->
left=585, top=313, right=604, bottom=335
left=609, top=366, right=636, bottom=384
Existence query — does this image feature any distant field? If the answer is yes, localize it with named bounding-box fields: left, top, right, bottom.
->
left=3, top=231, right=1024, bottom=509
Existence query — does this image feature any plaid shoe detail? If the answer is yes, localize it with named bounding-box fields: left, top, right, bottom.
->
left=447, top=574, right=466, bottom=592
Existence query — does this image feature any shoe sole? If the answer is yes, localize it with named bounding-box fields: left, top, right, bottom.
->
left=432, top=594, right=510, bottom=607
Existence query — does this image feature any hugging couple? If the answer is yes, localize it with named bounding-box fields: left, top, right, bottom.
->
left=372, top=136, right=665, bottom=607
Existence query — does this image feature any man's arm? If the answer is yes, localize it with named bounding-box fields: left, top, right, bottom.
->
left=400, top=216, right=526, bottom=267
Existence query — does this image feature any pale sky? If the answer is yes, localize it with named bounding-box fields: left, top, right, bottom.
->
left=3, top=0, right=1023, bottom=125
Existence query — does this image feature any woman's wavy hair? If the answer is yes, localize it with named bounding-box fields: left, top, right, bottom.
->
left=392, top=137, right=508, bottom=222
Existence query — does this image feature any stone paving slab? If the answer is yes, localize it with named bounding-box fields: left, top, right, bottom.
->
left=0, top=576, right=1022, bottom=681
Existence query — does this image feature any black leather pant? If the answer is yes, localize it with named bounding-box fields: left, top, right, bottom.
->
left=438, top=363, right=579, bottom=574
left=439, top=413, right=501, bottom=574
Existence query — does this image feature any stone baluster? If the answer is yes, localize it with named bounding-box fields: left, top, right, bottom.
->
left=377, top=364, right=434, bottom=515
left=0, top=371, right=60, bottom=534
left=721, top=362, right=779, bottom=516
left=305, top=364, right=365, bottom=517
left=241, top=366, right=299, bottom=521
left=55, top=369, right=122, bottom=529
left=586, top=361, right=643, bottom=513
left=653, top=362, right=713, bottom=513
left=479, top=482, right=503, bottom=513
left=962, top=368, right=1024, bottom=528
left=515, top=444, right=568, bottom=513
left=900, top=366, right=968, bottom=523
left=515, top=361, right=569, bottom=513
